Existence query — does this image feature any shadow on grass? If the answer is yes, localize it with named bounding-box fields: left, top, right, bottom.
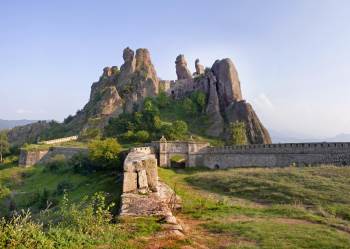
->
left=181, top=167, right=350, bottom=206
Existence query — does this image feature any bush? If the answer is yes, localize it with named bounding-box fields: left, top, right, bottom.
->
left=69, top=153, right=96, bottom=175
left=182, top=98, right=196, bottom=114
left=135, top=130, right=150, bottom=143
left=229, top=121, right=248, bottom=145
left=88, top=138, right=122, bottom=170
left=45, top=154, right=67, bottom=173
left=55, top=180, right=74, bottom=195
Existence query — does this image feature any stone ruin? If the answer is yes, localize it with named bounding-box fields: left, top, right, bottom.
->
left=120, top=146, right=184, bottom=236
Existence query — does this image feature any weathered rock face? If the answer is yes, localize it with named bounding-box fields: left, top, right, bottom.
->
left=175, top=54, right=192, bottom=80
left=168, top=54, right=271, bottom=144
left=212, top=58, right=243, bottom=110
left=195, top=58, right=205, bottom=75
left=225, top=101, right=272, bottom=144
left=122, top=48, right=159, bottom=113
left=205, top=71, right=224, bottom=137
left=118, top=47, right=136, bottom=86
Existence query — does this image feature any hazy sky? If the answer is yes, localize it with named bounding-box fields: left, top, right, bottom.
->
left=1, top=0, right=349, bottom=138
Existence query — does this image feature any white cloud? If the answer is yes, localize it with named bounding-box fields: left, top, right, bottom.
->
left=252, top=93, right=275, bottom=111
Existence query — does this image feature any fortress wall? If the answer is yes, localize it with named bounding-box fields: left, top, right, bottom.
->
left=39, top=135, right=78, bottom=145
left=19, top=147, right=88, bottom=167
left=193, top=142, right=350, bottom=168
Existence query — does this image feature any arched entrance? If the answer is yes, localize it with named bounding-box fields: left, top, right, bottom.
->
left=170, top=154, right=186, bottom=168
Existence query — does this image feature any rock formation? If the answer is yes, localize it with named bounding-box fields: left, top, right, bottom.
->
left=211, top=58, right=243, bottom=109
left=8, top=47, right=271, bottom=146
left=175, top=54, right=192, bottom=80
left=195, top=58, right=204, bottom=75
left=205, top=71, right=224, bottom=137
left=169, top=55, right=271, bottom=144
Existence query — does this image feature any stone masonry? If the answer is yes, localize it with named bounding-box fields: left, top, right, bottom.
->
left=120, top=146, right=184, bottom=236
left=152, top=137, right=350, bottom=168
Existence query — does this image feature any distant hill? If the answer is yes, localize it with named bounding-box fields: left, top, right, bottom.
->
left=0, top=119, right=37, bottom=130
left=271, top=130, right=350, bottom=143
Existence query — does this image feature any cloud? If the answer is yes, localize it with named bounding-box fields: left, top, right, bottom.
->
left=16, top=108, right=46, bottom=115
left=252, top=93, right=275, bottom=111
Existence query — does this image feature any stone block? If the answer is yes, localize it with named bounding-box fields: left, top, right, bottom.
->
left=138, top=170, right=148, bottom=189
left=123, top=172, right=137, bottom=193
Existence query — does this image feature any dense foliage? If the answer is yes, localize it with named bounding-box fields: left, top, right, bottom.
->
left=229, top=121, right=248, bottom=145
left=0, top=131, right=10, bottom=163
left=88, top=138, right=122, bottom=170
left=104, top=92, right=204, bottom=143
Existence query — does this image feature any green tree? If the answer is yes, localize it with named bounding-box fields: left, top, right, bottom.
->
left=182, top=98, right=196, bottom=114
left=191, top=91, right=206, bottom=112
left=0, top=131, right=10, bottom=163
left=230, top=121, right=248, bottom=145
left=156, top=92, right=170, bottom=108
left=88, top=138, right=122, bottom=170
left=135, top=130, right=150, bottom=143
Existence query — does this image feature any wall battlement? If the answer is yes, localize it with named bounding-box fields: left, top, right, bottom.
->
left=152, top=138, right=350, bottom=169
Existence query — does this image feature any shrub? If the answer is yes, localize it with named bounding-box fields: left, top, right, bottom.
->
left=56, top=180, right=74, bottom=195
left=135, top=130, right=150, bottom=143
left=45, top=154, right=67, bottom=173
left=182, top=98, right=196, bottom=114
left=229, top=121, right=248, bottom=145
left=69, top=153, right=96, bottom=175
left=88, top=138, right=122, bottom=170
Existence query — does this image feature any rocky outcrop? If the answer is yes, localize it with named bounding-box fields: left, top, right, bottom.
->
left=225, top=101, right=272, bottom=144
left=122, top=48, right=159, bottom=113
left=169, top=54, right=271, bottom=144
left=205, top=71, right=224, bottom=137
left=175, top=55, right=192, bottom=80
left=118, top=47, right=136, bottom=88
left=211, top=58, right=243, bottom=110
left=66, top=47, right=160, bottom=128
left=195, top=58, right=204, bottom=75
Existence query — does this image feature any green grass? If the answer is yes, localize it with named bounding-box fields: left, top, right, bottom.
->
left=0, top=157, right=162, bottom=248
left=159, top=166, right=350, bottom=249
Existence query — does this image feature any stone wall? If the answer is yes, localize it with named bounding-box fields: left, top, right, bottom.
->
left=151, top=139, right=350, bottom=168
left=39, top=135, right=78, bottom=145
left=19, top=147, right=88, bottom=167
left=194, top=142, right=350, bottom=168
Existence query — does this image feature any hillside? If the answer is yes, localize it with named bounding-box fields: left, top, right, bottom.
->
left=1, top=157, right=350, bottom=248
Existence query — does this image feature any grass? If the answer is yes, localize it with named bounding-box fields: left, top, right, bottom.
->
left=2, top=154, right=350, bottom=248
left=158, top=166, right=350, bottom=249
left=0, top=156, right=164, bottom=248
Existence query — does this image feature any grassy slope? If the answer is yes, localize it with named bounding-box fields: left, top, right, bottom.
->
left=0, top=159, right=162, bottom=248
left=158, top=166, right=350, bottom=249
left=2, top=155, right=350, bottom=248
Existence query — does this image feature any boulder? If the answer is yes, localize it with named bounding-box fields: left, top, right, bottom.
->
left=211, top=58, right=243, bottom=110
left=175, top=54, right=192, bottom=80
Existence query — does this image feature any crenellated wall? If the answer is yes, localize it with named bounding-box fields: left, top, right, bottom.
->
left=151, top=138, right=350, bottom=168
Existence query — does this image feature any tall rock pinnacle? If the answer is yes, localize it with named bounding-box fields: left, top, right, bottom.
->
left=175, top=54, right=192, bottom=80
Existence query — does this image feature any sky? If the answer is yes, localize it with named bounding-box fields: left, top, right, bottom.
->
left=0, top=0, right=350, bottom=138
